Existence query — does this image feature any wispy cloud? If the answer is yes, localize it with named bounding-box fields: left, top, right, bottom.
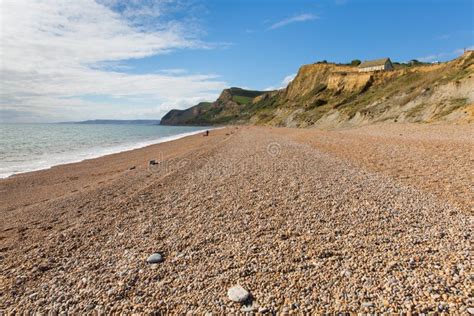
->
left=0, top=0, right=226, bottom=122
left=417, top=46, right=473, bottom=62
left=454, top=45, right=474, bottom=54
left=265, top=73, right=296, bottom=91
left=268, top=14, right=318, bottom=30
left=436, top=34, right=451, bottom=40
left=436, top=29, right=474, bottom=41
left=158, top=68, right=188, bottom=75
left=281, top=74, right=296, bottom=87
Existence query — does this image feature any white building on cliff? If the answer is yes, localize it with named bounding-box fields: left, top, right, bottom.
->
left=358, top=58, right=393, bottom=72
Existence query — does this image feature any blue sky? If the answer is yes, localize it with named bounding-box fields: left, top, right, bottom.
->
left=125, top=0, right=474, bottom=90
left=1, top=0, right=473, bottom=122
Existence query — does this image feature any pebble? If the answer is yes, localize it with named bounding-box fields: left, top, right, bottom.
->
left=227, top=285, right=250, bottom=303
left=361, top=302, right=374, bottom=308
left=258, top=307, right=270, bottom=313
left=146, top=253, right=164, bottom=264
left=467, top=307, right=474, bottom=315
left=28, top=293, right=38, bottom=300
left=241, top=305, right=256, bottom=312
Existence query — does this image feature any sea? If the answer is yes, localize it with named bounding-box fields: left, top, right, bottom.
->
left=0, top=123, right=210, bottom=178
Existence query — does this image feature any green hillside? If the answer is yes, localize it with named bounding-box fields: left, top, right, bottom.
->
left=160, top=88, right=267, bottom=125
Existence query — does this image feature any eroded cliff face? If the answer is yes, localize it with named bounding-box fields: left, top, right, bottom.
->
left=249, top=51, right=474, bottom=127
left=161, top=52, right=474, bottom=127
left=327, top=72, right=373, bottom=93
left=284, top=64, right=335, bottom=99
left=284, top=64, right=374, bottom=99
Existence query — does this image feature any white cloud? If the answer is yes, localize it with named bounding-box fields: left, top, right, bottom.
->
left=454, top=45, right=474, bottom=54
left=158, top=68, right=188, bottom=75
left=418, top=54, right=445, bottom=63
left=281, top=74, right=296, bottom=87
left=418, top=46, right=473, bottom=62
left=265, top=73, right=296, bottom=91
left=268, top=14, right=318, bottom=30
left=0, top=0, right=227, bottom=122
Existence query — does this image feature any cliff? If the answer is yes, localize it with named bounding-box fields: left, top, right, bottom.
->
left=160, top=87, right=267, bottom=125
left=161, top=52, right=474, bottom=127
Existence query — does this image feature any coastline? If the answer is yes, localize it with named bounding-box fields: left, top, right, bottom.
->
left=1, top=123, right=472, bottom=313
left=0, top=127, right=214, bottom=179
left=0, top=127, right=228, bottom=213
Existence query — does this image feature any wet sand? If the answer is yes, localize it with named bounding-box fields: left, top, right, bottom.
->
left=1, top=124, right=472, bottom=313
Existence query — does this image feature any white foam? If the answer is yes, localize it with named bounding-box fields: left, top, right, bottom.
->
left=0, top=128, right=214, bottom=179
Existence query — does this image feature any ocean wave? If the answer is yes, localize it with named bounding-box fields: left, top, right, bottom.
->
left=0, top=128, right=212, bottom=179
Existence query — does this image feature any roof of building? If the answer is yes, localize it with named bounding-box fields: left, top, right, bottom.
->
left=359, top=58, right=391, bottom=68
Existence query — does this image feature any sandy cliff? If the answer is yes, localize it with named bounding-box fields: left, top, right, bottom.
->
left=251, top=51, right=474, bottom=127
left=161, top=52, right=474, bottom=127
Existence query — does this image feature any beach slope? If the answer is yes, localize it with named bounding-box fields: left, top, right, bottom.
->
left=0, top=124, right=472, bottom=313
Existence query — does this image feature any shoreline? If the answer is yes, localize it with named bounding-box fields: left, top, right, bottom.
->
left=0, top=127, right=232, bottom=213
left=1, top=123, right=472, bottom=313
left=1, top=127, right=214, bottom=179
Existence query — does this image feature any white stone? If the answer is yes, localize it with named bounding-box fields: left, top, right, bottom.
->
left=227, top=285, right=250, bottom=303
left=147, top=253, right=163, bottom=264
left=241, top=305, right=256, bottom=312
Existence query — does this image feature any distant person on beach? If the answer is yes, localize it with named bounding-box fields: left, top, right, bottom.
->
left=204, top=130, right=209, bottom=136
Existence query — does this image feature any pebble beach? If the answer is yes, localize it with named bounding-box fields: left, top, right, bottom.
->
left=0, top=124, right=473, bottom=314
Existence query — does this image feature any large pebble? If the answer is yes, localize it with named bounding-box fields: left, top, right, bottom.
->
left=146, top=253, right=164, bottom=264
left=241, top=305, right=256, bottom=312
left=227, top=285, right=250, bottom=303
